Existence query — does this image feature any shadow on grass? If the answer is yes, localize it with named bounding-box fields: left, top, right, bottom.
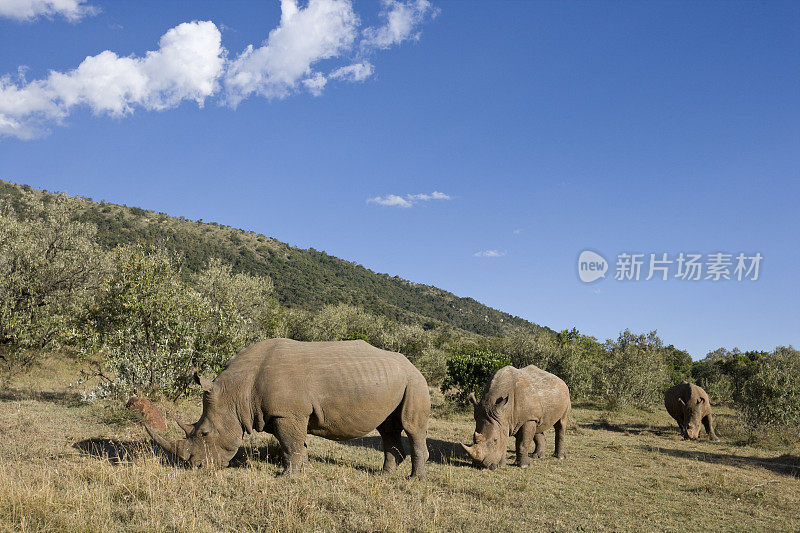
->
left=0, top=388, right=85, bottom=407
left=339, top=436, right=468, bottom=466
left=580, top=421, right=677, bottom=438
left=641, top=445, right=800, bottom=477
left=73, top=438, right=174, bottom=465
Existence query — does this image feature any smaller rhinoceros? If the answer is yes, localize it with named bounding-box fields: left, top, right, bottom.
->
left=461, top=365, right=571, bottom=470
left=664, top=381, right=719, bottom=441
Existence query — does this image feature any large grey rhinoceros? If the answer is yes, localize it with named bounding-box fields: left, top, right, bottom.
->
left=462, top=365, right=571, bottom=470
left=146, top=338, right=431, bottom=477
left=664, top=381, right=719, bottom=441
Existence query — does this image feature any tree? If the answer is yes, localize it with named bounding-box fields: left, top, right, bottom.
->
left=0, top=193, right=100, bottom=373
left=86, top=246, right=231, bottom=399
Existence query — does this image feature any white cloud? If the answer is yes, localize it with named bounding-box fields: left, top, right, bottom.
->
left=0, top=21, right=224, bottom=138
left=224, top=0, right=358, bottom=104
left=407, top=191, right=449, bottom=201
left=302, top=72, right=327, bottom=96
left=367, top=194, right=412, bottom=208
left=367, top=190, right=449, bottom=208
left=329, top=61, right=373, bottom=82
left=362, top=0, right=435, bottom=49
left=0, top=0, right=98, bottom=22
left=0, top=0, right=437, bottom=139
left=474, top=250, right=506, bottom=258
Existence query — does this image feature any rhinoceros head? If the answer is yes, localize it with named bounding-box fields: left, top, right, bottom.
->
left=677, top=396, right=705, bottom=440
left=146, top=373, right=241, bottom=468
left=461, top=386, right=512, bottom=471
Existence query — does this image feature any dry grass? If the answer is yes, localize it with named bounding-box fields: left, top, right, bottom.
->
left=1, top=356, right=798, bottom=532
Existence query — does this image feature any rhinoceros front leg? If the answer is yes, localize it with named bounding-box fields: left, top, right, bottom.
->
left=703, top=414, right=720, bottom=441
left=273, top=416, right=309, bottom=476
left=515, top=422, right=536, bottom=467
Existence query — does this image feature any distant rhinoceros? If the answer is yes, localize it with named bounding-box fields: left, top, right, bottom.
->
left=146, top=339, right=431, bottom=477
left=461, top=365, right=571, bottom=470
left=664, top=381, right=719, bottom=441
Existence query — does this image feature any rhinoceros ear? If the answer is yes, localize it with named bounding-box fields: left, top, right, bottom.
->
left=193, top=372, right=213, bottom=393
left=468, top=392, right=478, bottom=406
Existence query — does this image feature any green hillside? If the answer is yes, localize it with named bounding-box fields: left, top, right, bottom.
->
left=0, top=179, right=550, bottom=338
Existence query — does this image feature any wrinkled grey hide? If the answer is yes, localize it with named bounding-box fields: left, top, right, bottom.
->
left=462, top=365, right=571, bottom=470
left=146, top=339, right=430, bottom=478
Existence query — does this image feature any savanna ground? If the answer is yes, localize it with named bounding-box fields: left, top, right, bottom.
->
left=1, top=355, right=798, bottom=532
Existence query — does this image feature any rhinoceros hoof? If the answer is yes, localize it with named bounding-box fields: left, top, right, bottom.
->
left=553, top=454, right=566, bottom=460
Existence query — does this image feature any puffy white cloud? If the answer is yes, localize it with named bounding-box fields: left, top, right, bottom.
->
left=367, top=191, right=449, bottom=208
left=362, top=0, right=435, bottom=50
left=0, top=21, right=224, bottom=138
left=474, top=250, right=506, bottom=258
left=0, top=0, right=98, bottom=22
left=0, top=1, right=438, bottom=139
left=367, top=194, right=413, bottom=208
left=330, top=61, right=373, bottom=82
left=302, top=72, right=327, bottom=96
left=224, top=0, right=358, bottom=105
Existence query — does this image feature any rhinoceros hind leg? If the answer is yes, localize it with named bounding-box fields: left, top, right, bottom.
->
left=532, top=432, right=546, bottom=459
left=553, top=418, right=566, bottom=459
left=273, top=416, right=309, bottom=476
left=400, top=379, right=430, bottom=479
left=377, top=414, right=406, bottom=474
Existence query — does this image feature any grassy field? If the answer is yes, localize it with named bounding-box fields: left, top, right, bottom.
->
left=1, top=356, right=798, bottom=532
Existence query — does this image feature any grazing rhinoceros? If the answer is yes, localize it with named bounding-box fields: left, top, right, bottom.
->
left=664, top=381, right=719, bottom=441
left=146, top=338, right=431, bottom=477
left=461, top=365, right=571, bottom=470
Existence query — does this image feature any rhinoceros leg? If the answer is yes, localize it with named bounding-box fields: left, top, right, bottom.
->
left=532, top=432, right=546, bottom=459
left=377, top=415, right=406, bottom=474
left=515, top=422, right=535, bottom=467
left=703, top=414, right=720, bottom=441
left=553, top=418, right=566, bottom=459
left=272, top=416, right=309, bottom=476
left=400, top=380, right=430, bottom=479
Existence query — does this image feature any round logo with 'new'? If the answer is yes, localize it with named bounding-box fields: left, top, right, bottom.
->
left=578, top=250, right=607, bottom=283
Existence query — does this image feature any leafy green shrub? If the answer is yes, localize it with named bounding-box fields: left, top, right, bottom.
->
left=441, top=347, right=511, bottom=405
left=85, top=246, right=241, bottom=399
left=738, top=347, right=800, bottom=430
left=0, top=193, right=100, bottom=373
left=596, top=330, right=670, bottom=409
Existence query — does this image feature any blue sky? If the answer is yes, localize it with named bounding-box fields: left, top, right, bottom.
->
left=1, top=0, right=798, bottom=358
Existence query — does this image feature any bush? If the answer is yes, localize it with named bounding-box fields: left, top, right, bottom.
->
left=0, top=193, right=100, bottom=373
left=596, top=330, right=670, bottom=409
left=85, top=246, right=241, bottom=399
left=441, top=347, right=511, bottom=405
left=739, top=347, right=800, bottom=429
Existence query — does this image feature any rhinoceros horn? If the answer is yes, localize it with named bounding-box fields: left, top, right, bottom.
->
left=145, top=425, right=187, bottom=461
left=461, top=442, right=478, bottom=459
left=176, top=420, right=194, bottom=437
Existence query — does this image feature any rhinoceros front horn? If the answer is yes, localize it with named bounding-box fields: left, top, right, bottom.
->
left=145, top=424, right=185, bottom=460
left=461, top=442, right=478, bottom=460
